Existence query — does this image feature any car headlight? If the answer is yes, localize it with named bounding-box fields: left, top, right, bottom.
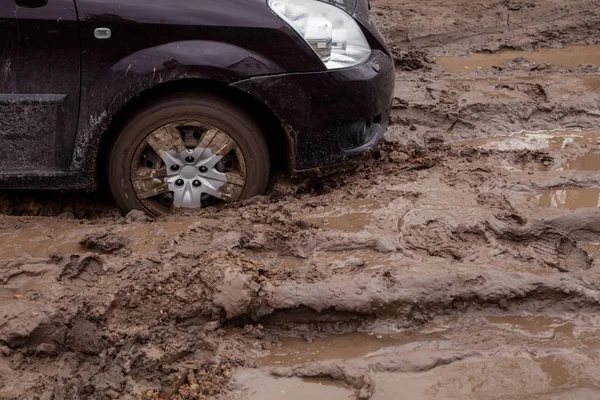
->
left=268, top=0, right=372, bottom=70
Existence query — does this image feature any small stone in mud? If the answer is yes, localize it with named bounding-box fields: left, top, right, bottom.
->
left=301, top=333, right=314, bottom=343
left=79, top=229, right=129, bottom=253
left=35, top=343, right=58, bottom=356
left=0, top=345, right=11, bottom=356
left=345, top=258, right=366, bottom=268
left=125, top=209, right=153, bottom=222
left=204, top=320, right=223, bottom=333
left=240, top=231, right=267, bottom=250
left=49, top=252, right=63, bottom=263
left=70, top=319, right=104, bottom=355
left=243, top=324, right=265, bottom=339
left=389, top=151, right=410, bottom=163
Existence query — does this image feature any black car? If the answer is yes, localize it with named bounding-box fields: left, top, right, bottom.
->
left=0, top=0, right=394, bottom=215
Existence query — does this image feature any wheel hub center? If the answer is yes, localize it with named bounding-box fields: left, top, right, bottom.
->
left=180, top=165, right=199, bottom=180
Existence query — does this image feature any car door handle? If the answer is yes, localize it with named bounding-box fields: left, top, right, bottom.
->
left=14, top=0, right=48, bottom=8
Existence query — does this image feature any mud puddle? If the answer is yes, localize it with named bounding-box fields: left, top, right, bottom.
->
left=236, top=371, right=354, bottom=400
left=302, top=200, right=382, bottom=232
left=0, top=219, right=91, bottom=260
left=562, top=152, right=600, bottom=171
left=260, top=330, right=448, bottom=368
left=454, top=129, right=600, bottom=173
left=486, top=316, right=575, bottom=339
left=453, top=129, right=600, bottom=152
left=234, top=315, right=600, bottom=400
left=438, top=45, right=600, bottom=72
left=306, top=213, right=372, bottom=232
left=534, top=189, right=600, bottom=209
left=0, top=216, right=200, bottom=260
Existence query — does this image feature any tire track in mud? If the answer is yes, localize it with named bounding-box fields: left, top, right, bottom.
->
left=3, top=129, right=600, bottom=399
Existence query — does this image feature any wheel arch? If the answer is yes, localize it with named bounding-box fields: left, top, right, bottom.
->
left=95, top=78, right=295, bottom=190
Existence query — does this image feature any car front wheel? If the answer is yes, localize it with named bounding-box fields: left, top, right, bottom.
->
left=108, top=94, right=270, bottom=216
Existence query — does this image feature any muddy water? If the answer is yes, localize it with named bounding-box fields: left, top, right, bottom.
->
left=535, top=189, right=600, bottom=209
left=306, top=213, right=372, bottom=232
left=0, top=217, right=200, bottom=260
left=0, top=219, right=89, bottom=259
left=454, top=129, right=600, bottom=174
left=486, top=316, right=575, bottom=339
left=438, top=45, right=600, bottom=72
left=236, top=315, right=600, bottom=400
left=562, top=152, right=600, bottom=171
left=302, top=200, right=381, bottom=232
left=237, top=370, right=354, bottom=400
left=454, top=129, right=600, bottom=152
left=261, top=330, right=447, bottom=367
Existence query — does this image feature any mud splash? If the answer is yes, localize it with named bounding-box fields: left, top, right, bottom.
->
left=438, top=45, right=600, bottom=72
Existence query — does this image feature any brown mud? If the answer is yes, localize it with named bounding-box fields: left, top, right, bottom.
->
left=4, top=0, right=600, bottom=399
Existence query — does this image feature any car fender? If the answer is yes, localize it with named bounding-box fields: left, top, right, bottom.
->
left=70, top=40, right=286, bottom=183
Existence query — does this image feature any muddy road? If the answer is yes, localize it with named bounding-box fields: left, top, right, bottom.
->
left=3, top=0, right=600, bottom=399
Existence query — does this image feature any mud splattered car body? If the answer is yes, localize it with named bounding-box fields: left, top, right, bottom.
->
left=0, top=0, right=393, bottom=192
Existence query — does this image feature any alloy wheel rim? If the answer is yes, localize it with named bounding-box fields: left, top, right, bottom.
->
left=130, top=120, right=246, bottom=214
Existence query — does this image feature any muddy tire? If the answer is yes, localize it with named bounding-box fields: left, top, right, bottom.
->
left=108, top=94, right=270, bottom=216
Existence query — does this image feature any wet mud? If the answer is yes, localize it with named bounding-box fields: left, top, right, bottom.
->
left=438, top=45, right=600, bottom=73
left=4, top=0, right=600, bottom=399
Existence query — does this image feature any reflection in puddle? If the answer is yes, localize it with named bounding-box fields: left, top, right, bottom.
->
left=438, top=45, right=600, bottom=73
left=535, top=189, right=600, bottom=209
left=306, top=213, right=372, bottom=232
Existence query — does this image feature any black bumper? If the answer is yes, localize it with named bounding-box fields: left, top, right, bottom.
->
left=231, top=50, right=395, bottom=171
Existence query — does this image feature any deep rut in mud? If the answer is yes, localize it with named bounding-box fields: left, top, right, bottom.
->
left=4, top=0, right=600, bottom=399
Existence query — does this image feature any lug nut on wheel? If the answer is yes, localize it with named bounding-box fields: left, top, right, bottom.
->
left=170, top=165, right=180, bottom=172
left=185, top=156, right=195, bottom=163
left=199, top=166, right=208, bottom=173
left=193, top=180, right=201, bottom=187
left=175, top=179, right=184, bottom=186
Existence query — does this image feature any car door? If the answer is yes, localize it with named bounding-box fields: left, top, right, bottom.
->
left=0, top=0, right=80, bottom=175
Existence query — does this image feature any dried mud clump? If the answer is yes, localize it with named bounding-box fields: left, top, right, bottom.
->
left=391, top=48, right=432, bottom=71
left=79, top=229, right=129, bottom=253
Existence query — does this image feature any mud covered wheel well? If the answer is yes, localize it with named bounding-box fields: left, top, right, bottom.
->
left=96, top=79, right=292, bottom=190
